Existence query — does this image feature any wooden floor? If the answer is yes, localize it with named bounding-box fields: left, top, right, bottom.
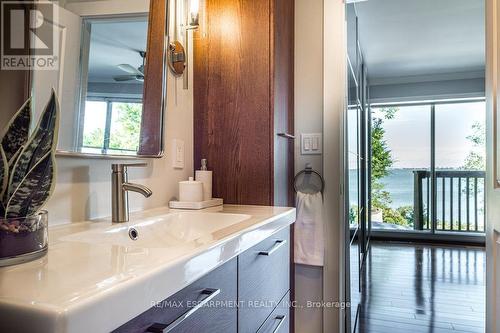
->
left=355, top=242, right=485, bottom=333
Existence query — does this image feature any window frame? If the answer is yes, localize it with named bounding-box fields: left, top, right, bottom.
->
left=81, top=97, right=143, bottom=153
left=369, top=97, right=487, bottom=243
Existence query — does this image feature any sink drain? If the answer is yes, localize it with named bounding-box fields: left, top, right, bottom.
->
left=128, top=228, right=139, bottom=240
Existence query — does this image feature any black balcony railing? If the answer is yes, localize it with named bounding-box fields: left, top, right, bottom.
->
left=413, top=170, right=486, bottom=233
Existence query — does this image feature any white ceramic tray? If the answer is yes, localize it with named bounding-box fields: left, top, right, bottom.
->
left=168, top=198, right=223, bottom=210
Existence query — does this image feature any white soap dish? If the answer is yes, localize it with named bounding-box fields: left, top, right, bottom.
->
left=169, top=198, right=223, bottom=210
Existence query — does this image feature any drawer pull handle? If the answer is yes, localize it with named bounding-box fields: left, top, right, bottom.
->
left=146, top=288, right=221, bottom=333
left=259, top=240, right=287, bottom=256
left=272, top=315, right=287, bottom=333
left=257, top=315, right=287, bottom=333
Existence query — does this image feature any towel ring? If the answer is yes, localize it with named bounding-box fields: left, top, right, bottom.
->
left=294, top=164, right=325, bottom=194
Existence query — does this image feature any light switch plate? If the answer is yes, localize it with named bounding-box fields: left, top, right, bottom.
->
left=301, top=133, right=322, bottom=155
left=172, top=139, right=185, bottom=169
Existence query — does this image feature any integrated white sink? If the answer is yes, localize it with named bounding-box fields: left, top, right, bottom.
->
left=0, top=205, right=295, bottom=333
left=60, top=211, right=251, bottom=248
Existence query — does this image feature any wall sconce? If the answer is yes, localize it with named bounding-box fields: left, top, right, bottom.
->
left=168, top=0, right=201, bottom=89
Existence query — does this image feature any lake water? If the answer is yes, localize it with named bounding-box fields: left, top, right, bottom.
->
left=349, top=168, right=485, bottom=226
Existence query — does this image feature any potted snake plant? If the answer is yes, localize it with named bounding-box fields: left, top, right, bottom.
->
left=0, top=90, right=59, bottom=266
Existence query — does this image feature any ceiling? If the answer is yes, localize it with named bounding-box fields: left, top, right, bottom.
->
left=354, top=0, right=485, bottom=83
left=87, top=18, right=148, bottom=84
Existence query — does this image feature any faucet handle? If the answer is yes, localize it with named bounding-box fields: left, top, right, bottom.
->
left=112, top=163, right=148, bottom=172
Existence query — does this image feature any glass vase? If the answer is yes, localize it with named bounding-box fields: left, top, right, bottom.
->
left=0, top=210, right=48, bottom=267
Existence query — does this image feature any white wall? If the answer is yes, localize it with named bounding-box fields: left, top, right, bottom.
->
left=294, top=0, right=324, bottom=332
left=44, top=0, right=194, bottom=225
left=295, top=0, right=324, bottom=176
left=294, top=0, right=345, bottom=332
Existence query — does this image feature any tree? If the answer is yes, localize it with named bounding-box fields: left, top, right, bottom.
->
left=82, top=102, right=143, bottom=152
left=109, top=103, right=142, bottom=151
left=370, top=107, right=413, bottom=227
left=371, top=107, right=396, bottom=209
left=463, top=121, right=485, bottom=170
left=83, top=128, right=104, bottom=148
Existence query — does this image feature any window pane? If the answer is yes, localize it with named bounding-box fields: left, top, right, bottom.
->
left=109, top=102, right=143, bottom=152
left=82, top=100, right=107, bottom=149
left=435, top=102, right=485, bottom=171
left=371, top=105, right=431, bottom=231
left=435, top=101, right=486, bottom=232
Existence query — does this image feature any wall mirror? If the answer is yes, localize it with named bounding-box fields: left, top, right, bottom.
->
left=30, top=0, right=167, bottom=158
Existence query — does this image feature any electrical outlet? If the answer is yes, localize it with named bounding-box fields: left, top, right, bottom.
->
left=172, top=139, right=185, bottom=169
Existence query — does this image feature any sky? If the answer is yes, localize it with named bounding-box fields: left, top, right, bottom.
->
left=372, top=101, right=485, bottom=169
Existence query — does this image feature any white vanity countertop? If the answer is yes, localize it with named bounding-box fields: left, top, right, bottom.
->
left=0, top=205, right=296, bottom=333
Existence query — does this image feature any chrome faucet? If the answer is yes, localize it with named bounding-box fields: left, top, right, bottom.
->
left=111, top=163, right=153, bottom=223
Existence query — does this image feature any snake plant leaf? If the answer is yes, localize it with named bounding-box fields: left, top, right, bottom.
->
left=7, top=89, right=59, bottom=201
left=7, top=145, right=22, bottom=172
left=8, top=145, right=23, bottom=165
left=2, top=146, right=22, bottom=204
left=1, top=98, right=31, bottom=162
left=5, top=152, right=55, bottom=218
left=0, top=146, right=7, bottom=200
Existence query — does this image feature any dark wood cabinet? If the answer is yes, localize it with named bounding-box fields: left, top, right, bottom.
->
left=113, top=259, right=238, bottom=333
left=113, top=227, right=291, bottom=333
left=256, top=292, right=290, bottom=333
left=193, top=0, right=294, bottom=207
left=238, top=227, right=290, bottom=332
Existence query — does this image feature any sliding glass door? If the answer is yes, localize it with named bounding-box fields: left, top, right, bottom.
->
left=370, top=100, right=486, bottom=238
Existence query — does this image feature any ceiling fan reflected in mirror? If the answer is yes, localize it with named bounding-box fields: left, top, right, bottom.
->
left=114, top=51, right=146, bottom=82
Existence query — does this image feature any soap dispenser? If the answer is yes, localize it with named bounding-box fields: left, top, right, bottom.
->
left=195, top=159, right=213, bottom=201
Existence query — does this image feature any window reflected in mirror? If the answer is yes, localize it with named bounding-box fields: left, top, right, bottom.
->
left=82, top=100, right=143, bottom=154
left=79, top=17, right=148, bottom=156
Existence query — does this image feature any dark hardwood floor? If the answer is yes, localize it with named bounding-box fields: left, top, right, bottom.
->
left=356, top=242, right=485, bottom=333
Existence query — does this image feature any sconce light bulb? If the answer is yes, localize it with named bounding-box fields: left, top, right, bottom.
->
left=190, top=0, right=199, bottom=16
left=190, top=0, right=200, bottom=27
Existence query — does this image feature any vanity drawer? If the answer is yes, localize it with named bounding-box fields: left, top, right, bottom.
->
left=257, top=292, right=290, bottom=333
left=113, top=258, right=237, bottom=333
left=238, top=227, right=290, bottom=333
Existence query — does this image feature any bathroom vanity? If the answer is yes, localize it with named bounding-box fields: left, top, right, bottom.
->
left=0, top=205, right=295, bottom=333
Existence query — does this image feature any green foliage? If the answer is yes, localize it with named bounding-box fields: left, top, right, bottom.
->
left=380, top=205, right=414, bottom=227
left=83, top=128, right=104, bottom=148
left=371, top=107, right=396, bottom=207
left=371, top=119, right=393, bottom=181
left=463, top=121, right=485, bottom=170
left=109, top=103, right=142, bottom=151
left=370, top=107, right=415, bottom=228
left=83, top=102, right=142, bottom=152
left=371, top=181, right=391, bottom=209
left=349, top=206, right=358, bottom=225
left=371, top=107, right=396, bottom=182
left=463, top=152, right=484, bottom=170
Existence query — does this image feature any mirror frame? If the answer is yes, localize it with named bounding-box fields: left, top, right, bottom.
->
left=54, top=0, right=168, bottom=159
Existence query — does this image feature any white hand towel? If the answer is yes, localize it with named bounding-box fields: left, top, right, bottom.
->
left=294, top=191, right=324, bottom=266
